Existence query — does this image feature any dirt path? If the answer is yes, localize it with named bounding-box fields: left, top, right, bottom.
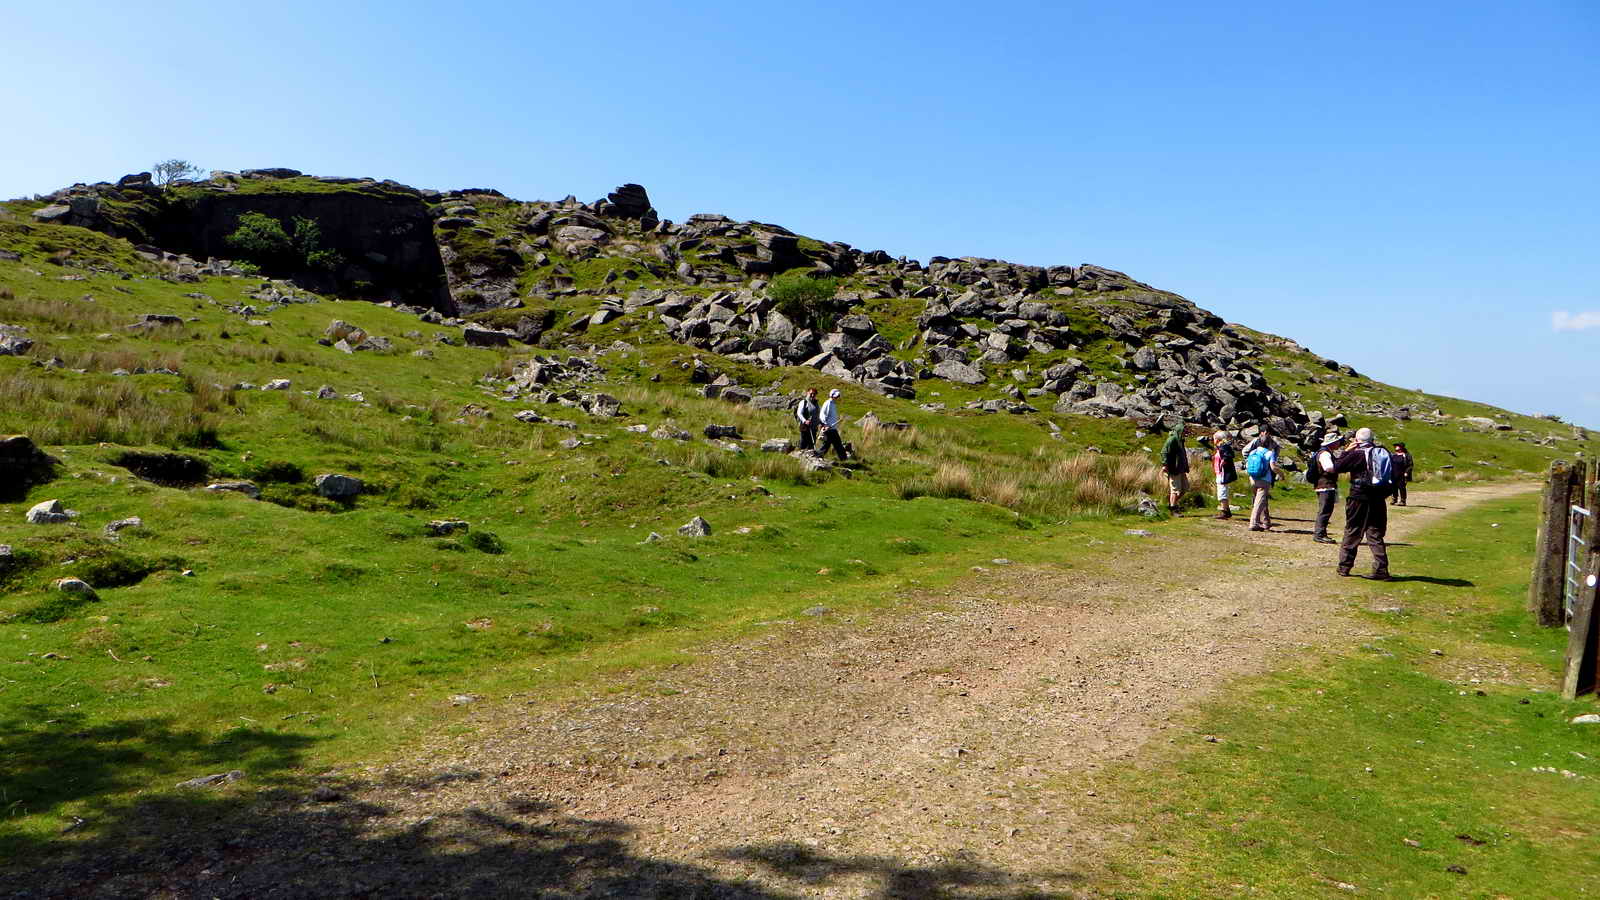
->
left=342, top=482, right=1528, bottom=897
left=17, top=483, right=1534, bottom=898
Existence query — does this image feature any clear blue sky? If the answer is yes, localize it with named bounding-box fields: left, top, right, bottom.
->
left=6, top=1, right=1597, bottom=425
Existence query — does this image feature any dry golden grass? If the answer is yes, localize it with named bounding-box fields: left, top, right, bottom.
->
left=980, top=475, right=1024, bottom=509
left=933, top=462, right=976, bottom=499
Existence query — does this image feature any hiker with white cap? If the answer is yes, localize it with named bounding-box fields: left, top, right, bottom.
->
left=816, top=388, right=849, bottom=460
left=1309, top=430, right=1344, bottom=543
left=1328, top=426, right=1397, bottom=580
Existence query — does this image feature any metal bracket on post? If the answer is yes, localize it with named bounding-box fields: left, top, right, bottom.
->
left=1567, top=505, right=1592, bottom=623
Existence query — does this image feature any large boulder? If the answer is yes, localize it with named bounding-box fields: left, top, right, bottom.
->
left=932, top=360, right=986, bottom=385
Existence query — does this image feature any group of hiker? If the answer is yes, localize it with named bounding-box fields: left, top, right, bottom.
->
left=1160, top=425, right=1414, bottom=580
left=794, top=387, right=851, bottom=460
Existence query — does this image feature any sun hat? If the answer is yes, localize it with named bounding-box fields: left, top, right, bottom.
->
left=829, top=389, right=840, bottom=398
left=1321, top=430, right=1343, bottom=446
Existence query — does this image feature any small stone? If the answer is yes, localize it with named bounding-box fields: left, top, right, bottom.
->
left=678, top=516, right=711, bottom=537
left=991, top=558, right=1012, bottom=565
left=1445, top=865, right=1468, bottom=875
left=176, top=770, right=244, bottom=789
left=1571, top=714, right=1600, bottom=724
left=640, top=532, right=663, bottom=543
left=1125, top=529, right=1153, bottom=537
left=206, top=481, right=261, bottom=499
left=802, top=606, right=830, bottom=616
left=262, top=379, right=291, bottom=391
left=310, top=785, right=343, bottom=803
left=103, top=516, right=142, bottom=539
left=427, top=519, right=469, bottom=536
left=1430, top=648, right=1444, bottom=656
left=450, top=694, right=479, bottom=706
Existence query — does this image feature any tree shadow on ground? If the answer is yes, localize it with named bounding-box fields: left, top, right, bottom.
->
left=3, top=767, right=1079, bottom=899
left=0, top=705, right=318, bottom=860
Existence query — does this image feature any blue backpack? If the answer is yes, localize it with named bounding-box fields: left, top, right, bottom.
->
left=1245, top=447, right=1273, bottom=479
left=1366, top=446, right=1394, bottom=492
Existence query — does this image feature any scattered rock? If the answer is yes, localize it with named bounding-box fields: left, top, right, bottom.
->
left=176, top=770, right=244, bottom=790
left=678, top=516, right=712, bottom=537
left=313, top=473, right=363, bottom=499
left=25, top=499, right=76, bottom=524
left=310, top=785, right=344, bottom=803
left=262, top=379, right=291, bottom=391
left=1571, top=714, right=1600, bottom=724
left=640, top=531, right=663, bottom=543
left=1125, top=529, right=1153, bottom=537
left=103, top=516, right=143, bottom=540
left=760, top=438, right=794, bottom=453
left=206, top=480, right=261, bottom=499
left=53, top=577, right=98, bottom=601
left=802, top=605, right=830, bottom=616
left=450, top=694, right=479, bottom=706
left=704, top=424, right=740, bottom=439
left=427, top=519, right=469, bottom=536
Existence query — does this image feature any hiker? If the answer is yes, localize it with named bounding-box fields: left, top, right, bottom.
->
left=1390, top=442, right=1413, bottom=506
left=1309, top=430, right=1343, bottom=543
left=1160, top=425, right=1190, bottom=513
left=817, top=388, right=848, bottom=459
left=1211, top=430, right=1237, bottom=519
left=1329, top=426, right=1395, bottom=580
left=1243, top=426, right=1280, bottom=456
left=1243, top=432, right=1281, bottom=531
left=795, top=387, right=820, bottom=451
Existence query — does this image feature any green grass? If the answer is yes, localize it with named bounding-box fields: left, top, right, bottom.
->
left=0, top=199, right=1587, bottom=871
left=1093, top=491, right=1600, bottom=896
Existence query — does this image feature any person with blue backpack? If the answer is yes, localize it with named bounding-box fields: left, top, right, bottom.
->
left=1243, top=429, right=1282, bottom=531
left=1328, top=426, right=1395, bottom=580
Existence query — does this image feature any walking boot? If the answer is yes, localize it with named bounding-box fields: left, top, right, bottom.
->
left=1313, top=535, right=1336, bottom=544
left=1337, top=568, right=1351, bottom=577
left=1368, top=571, right=1393, bottom=581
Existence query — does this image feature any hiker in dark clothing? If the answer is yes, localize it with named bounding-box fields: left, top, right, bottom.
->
left=795, top=387, right=819, bottom=450
left=1329, top=427, right=1392, bottom=580
left=1390, top=442, right=1413, bottom=506
left=1160, top=426, right=1190, bottom=514
left=1309, top=430, right=1343, bottom=543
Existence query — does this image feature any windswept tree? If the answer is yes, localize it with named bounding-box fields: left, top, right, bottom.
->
left=152, top=159, right=202, bottom=189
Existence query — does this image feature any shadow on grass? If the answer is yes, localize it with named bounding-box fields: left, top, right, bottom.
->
left=0, top=705, right=319, bottom=860
left=3, top=777, right=1078, bottom=899
left=1387, top=575, right=1475, bottom=587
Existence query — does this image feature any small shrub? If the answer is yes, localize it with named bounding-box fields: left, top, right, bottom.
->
left=465, top=530, right=506, bottom=554
left=767, top=271, right=842, bottom=333
left=895, top=478, right=932, bottom=500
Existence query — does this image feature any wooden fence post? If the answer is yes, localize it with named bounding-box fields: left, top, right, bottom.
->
left=1530, top=459, right=1579, bottom=627
left=1562, top=568, right=1599, bottom=700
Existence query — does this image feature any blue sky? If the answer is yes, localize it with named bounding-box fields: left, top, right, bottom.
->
left=5, top=1, right=1597, bottom=425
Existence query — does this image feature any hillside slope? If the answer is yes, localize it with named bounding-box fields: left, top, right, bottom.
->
left=0, top=171, right=1585, bottom=860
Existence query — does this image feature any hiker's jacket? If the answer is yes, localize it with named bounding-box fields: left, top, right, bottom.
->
left=1332, top=443, right=1383, bottom=501
left=1161, top=433, right=1189, bottom=473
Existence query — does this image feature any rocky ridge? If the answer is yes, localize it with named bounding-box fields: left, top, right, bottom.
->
left=27, top=169, right=1421, bottom=448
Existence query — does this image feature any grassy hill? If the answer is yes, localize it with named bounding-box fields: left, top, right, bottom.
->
left=0, top=176, right=1586, bottom=861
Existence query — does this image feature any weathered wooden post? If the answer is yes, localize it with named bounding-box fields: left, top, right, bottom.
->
left=1530, top=460, right=1581, bottom=627
left=1562, top=568, right=1599, bottom=700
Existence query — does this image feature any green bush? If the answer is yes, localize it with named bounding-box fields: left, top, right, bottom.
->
left=465, top=530, right=506, bottom=554
left=226, top=213, right=342, bottom=273
left=226, top=212, right=295, bottom=266
left=768, top=271, right=841, bottom=332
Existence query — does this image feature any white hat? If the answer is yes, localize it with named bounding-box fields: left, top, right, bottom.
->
left=829, top=389, right=840, bottom=398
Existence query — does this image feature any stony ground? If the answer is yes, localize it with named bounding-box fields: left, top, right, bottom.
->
left=11, top=483, right=1531, bottom=899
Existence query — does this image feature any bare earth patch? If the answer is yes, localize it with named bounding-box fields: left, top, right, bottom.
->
left=14, top=483, right=1532, bottom=898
